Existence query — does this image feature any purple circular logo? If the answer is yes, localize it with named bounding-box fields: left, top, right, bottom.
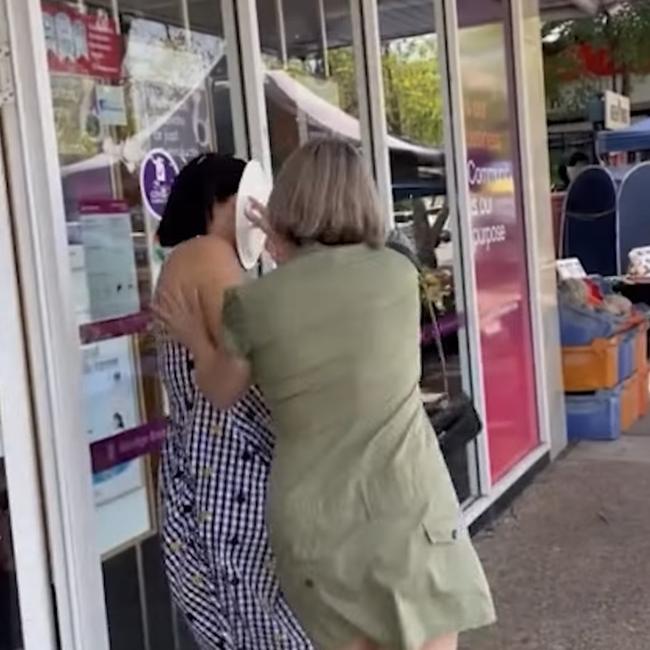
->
left=139, top=148, right=179, bottom=220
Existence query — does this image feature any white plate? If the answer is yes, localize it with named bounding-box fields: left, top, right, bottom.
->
left=235, top=160, right=272, bottom=270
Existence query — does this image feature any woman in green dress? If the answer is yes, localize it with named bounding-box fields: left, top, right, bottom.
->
left=154, top=139, right=495, bottom=650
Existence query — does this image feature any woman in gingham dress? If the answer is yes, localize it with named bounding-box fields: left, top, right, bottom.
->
left=155, top=153, right=311, bottom=650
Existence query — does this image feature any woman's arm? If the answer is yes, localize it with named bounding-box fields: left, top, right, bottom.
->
left=188, top=325, right=251, bottom=409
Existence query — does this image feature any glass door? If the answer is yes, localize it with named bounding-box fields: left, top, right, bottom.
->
left=35, top=0, right=245, bottom=647
left=0, top=79, right=59, bottom=648
left=455, top=0, right=540, bottom=482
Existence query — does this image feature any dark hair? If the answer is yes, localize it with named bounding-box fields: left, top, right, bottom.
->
left=558, top=162, right=570, bottom=189
left=157, top=153, right=246, bottom=247
left=568, top=151, right=589, bottom=167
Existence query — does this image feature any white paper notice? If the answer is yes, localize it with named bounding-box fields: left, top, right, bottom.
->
left=96, top=84, right=128, bottom=126
left=81, top=336, right=140, bottom=445
left=69, top=244, right=92, bottom=325
left=81, top=336, right=144, bottom=506
left=80, top=200, right=140, bottom=321
left=556, top=257, right=587, bottom=281
left=629, top=246, right=650, bottom=278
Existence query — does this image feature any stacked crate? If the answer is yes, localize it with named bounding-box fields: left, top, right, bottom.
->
left=561, top=304, right=650, bottom=441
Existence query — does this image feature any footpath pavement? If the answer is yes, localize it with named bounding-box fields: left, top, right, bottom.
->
left=461, top=422, right=650, bottom=650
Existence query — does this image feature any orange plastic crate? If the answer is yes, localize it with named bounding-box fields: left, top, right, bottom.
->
left=639, top=370, right=650, bottom=417
left=562, top=337, right=619, bottom=392
left=635, top=323, right=649, bottom=373
left=621, top=375, right=639, bottom=432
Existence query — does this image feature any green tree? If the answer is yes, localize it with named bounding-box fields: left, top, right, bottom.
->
left=380, top=36, right=444, bottom=147
left=285, top=36, right=444, bottom=148
left=544, top=1, right=650, bottom=114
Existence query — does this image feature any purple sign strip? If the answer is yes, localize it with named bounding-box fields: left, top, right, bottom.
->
left=80, top=311, right=152, bottom=344
left=90, top=419, right=167, bottom=472
left=420, top=313, right=460, bottom=345
left=79, top=199, right=130, bottom=215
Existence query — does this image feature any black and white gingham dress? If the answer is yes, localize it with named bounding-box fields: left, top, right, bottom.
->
left=158, top=337, right=312, bottom=650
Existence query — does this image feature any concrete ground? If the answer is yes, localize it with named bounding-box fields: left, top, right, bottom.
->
left=461, top=419, right=650, bottom=650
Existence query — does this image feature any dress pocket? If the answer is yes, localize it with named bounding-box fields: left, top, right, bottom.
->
left=421, top=502, right=465, bottom=545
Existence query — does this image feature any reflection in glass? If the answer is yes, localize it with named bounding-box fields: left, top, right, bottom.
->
left=41, top=0, right=238, bottom=647
left=377, top=0, right=475, bottom=502
left=257, top=0, right=362, bottom=170
left=457, top=0, right=540, bottom=482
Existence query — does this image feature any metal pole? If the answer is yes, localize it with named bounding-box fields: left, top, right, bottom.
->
left=275, top=0, right=288, bottom=68
left=318, top=0, right=330, bottom=77
left=111, top=0, right=120, bottom=33
left=180, top=0, right=191, bottom=46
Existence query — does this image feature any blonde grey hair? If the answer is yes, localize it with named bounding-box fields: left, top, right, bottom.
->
left=267, top=138, right=386, bottom=248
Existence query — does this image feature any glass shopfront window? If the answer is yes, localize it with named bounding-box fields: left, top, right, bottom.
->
left=256, top=0, right=363, bottom=171
left=456, top=0, right=539, bottom=482
left=376, top=0, right=477, bottom=503
left=0, top=424, right=22, bottom=650
left=40, top=0, right=239, bottom=647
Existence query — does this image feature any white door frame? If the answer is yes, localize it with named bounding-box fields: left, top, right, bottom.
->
left=5, top=1, right=111, bottom=648
left=0, top=6, right=59, bottom=648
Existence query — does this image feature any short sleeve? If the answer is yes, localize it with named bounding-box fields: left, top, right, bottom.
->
left=221, top=288, right=251, bottom=359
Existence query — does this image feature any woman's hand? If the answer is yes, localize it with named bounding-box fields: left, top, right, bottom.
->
left=153, top=285, right=211, bottom=356
left=245, top=197, right=272, bottom=235
left=246, top=198, right=294, bottom=264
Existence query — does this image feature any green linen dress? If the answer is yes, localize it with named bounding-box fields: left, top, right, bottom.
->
left=221, top=244, right=495, bottom=650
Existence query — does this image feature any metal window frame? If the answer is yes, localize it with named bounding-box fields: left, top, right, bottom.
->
left=5, top=1, right=111, bottom=648
left=351, top=0, right=395, bottom=224
left=509, top=0, right=565, bottom=458
left=438, top=0, right=492, bottom=497
left=235, top=0, right=272, bottom=173
left=222, top=0, right=250, bottom=160
left=0, top=8, right=59, bottom=649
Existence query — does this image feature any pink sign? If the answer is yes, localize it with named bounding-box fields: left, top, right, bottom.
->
left=42, top=3, right=122, bottom=80
left=458, top=1, right=539, bottom=481
left=90, top=420, right=167, bottom=473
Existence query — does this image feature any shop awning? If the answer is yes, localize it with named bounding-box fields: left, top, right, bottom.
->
left=597, top=118, right=650, bottom=154
left=266, top=70, right=443, bottom=164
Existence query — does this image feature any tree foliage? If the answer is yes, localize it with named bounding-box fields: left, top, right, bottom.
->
left=544, top=0, right=650, bottom=114
left=283, top=35, right=444, bottom=148
left=380, top=36, right=444, bottom=147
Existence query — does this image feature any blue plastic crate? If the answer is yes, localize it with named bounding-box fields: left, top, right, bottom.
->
left=565, top=386, right=622, bottom=442
left=559, top=302, right=617, bottom=346
left=618, top=329, right=636, bottom=381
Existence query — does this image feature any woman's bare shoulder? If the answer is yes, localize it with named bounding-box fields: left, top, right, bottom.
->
left=163, top=237, right=241, bottom=275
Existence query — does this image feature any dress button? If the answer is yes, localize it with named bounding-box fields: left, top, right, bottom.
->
left=304, top=578, right=315, bottom=589
left=212, top=424, right=222, bottom=437
left=241, top=451, right=252, bottom=462
left=228, top=535, right=239, bottom=546
left=235, top=492, right=247, bottom=505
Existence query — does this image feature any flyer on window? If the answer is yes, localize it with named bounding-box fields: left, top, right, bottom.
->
left=81, top=335, right=140, bottom=445
left=81, top=336, right=144, bottom=506
left=80, top=200, right=141, bottom=322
